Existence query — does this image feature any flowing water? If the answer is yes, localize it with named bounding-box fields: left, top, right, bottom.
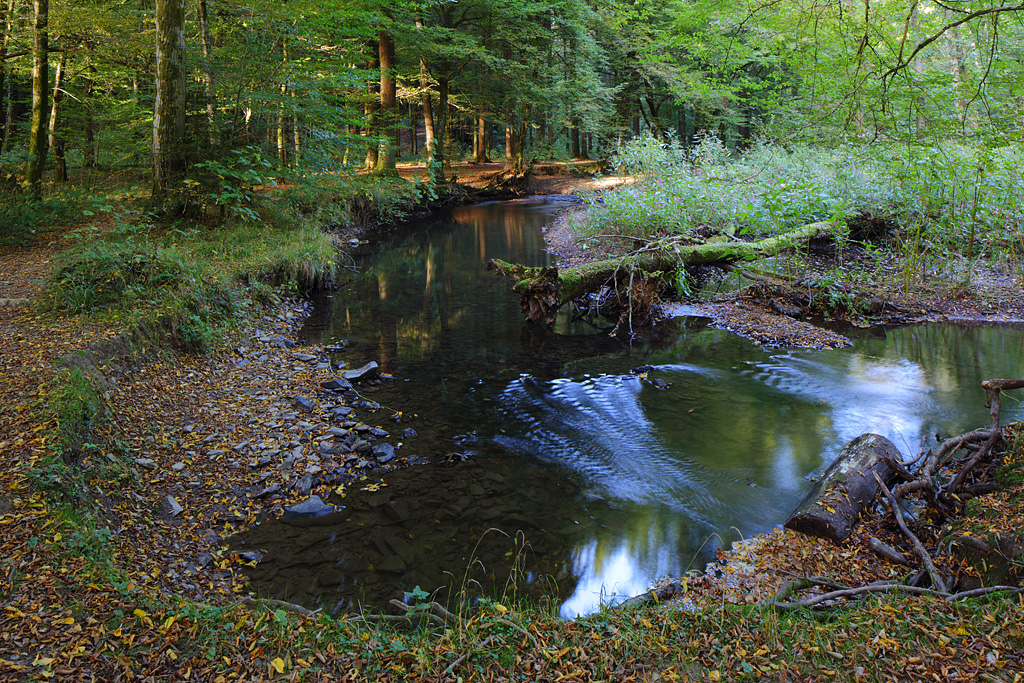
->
left=235, top=200, right=1024, bottom=618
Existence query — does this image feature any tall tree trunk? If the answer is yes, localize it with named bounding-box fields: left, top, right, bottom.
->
left=433, top=77, right=449, bottom=183
left=570, top=119, right=580, bottom=158
left=47, top=50, right=66, bottom=183
left=473, top=116, right=489, bottom=163
left=198, top=0, right=216, bottom=147
left=409, top=100, right=416, bottom=156
left=377, top=30, right=397, bottom=174
left=83, top=58, right=96, bottom=168
left=0, top=0, right=10, bottom=153
left=152, top=0, right=187, bottom=202
left=415, top=14, right=437, bottom=182
left=23, top=0, right=48, bottom=198
left=363, top=42, right=379, bottom=170
left=1, top=0, right=16, bottom=156
left=277, top=39, right=287, bottom=167
left=292, top=89, right=300, bottom=167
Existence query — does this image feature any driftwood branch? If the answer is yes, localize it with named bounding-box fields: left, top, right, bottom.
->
left=874, top=473, right=947, bottom=593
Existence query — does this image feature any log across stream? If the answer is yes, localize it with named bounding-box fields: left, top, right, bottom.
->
left=237, top=201, right=1024, bottom=617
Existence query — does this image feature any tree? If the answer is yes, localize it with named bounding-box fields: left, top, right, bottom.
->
left=152, top=0, right=187, bottom=203
left=22, top=0, right=47, bottom=198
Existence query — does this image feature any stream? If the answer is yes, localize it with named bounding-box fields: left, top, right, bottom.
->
left=235, top=200, right=1024, bottom=618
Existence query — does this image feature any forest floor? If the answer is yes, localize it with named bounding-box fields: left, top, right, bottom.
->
left=1, top=179, right=1023, bottom=681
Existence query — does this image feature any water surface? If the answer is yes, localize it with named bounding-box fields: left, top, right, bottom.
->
left=238, top=201, right=1024, bottom=617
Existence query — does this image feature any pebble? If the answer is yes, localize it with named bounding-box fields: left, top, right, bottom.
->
left=171, top=462, right=186, bottom=472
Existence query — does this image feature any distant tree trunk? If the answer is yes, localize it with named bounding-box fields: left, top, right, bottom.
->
left=504, top=112, right=525, bottom=173
left=23, top=0, right=48, bottom=198
left=570, top=119, right=580, bottom=158
left=198, top=0, right=216, bottom=147
left=581, top=129, right=589, bottom=159
left=415, top=14, right=437, bottom=182
left=409, top=100, right=416, bottom=156
left=377, top=30, right=397, bottom=174
left=152, top=0, right=187, bottom=202
left=434, top=77, right=450, bottom=182
left=1, top=0, right=16, bottom=155
left=82, top=58, right=96, bottom=168
left=48, top=50, right=66, bottom=183
left=277, top=39, right=287, bottom=167
left=292, top=90, right=300, bottom=166
left=363, top=42, right=379, bottom=170
left=473, top=116, right=489, bottom=163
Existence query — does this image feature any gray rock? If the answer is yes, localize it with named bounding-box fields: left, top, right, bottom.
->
left=282, top=495, right=335, bottom=518
left=402, top=428, right=418, bottom=439
left=166, top=496, right=183, bottom=517
left=370, top=427, right=389, bottom=438
left=198, top=552, right=214, bottom=568
left=134, top=458, right=157, bottom=469
left=343, top=361, right=379, bottom=382
left=294, top=352, right=318, bottom=362
left=332, top=407, right=354, bottom=418
left=327, top=427, right=349, bottom=438
left=255, top=484, right=280, bottom=499
left=171, top=462, right=186, bottom=472
left=321, top=378, right=353, bottom=392
left=293, top=396, right=315, bottom=412
left=372, top=443, right=395, bottom=463
left=292, top=474, right=313, bottom=496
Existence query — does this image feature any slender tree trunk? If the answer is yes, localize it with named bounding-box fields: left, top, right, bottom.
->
left=1, top=0, right=17, bottom=155
left=409, top=100, right=416, bottom=156
left=277, top=39, right=287, bottom=167
left=198, top=0, right=216, bottom=147
left=473, top=116, right=489, bottom=163
left=23, top=0, right=48, bottom=198
left=377, top=30, right=397, bottom=174
left=363, top=42, right=379, bottom=170
left=415, top=14, right=437, bottom=182
left=83, top=58, right=96, bottom=168
left=47, top=50, right=66, bottom=182
left=152, top=0, right=187, bottom=202
left=292, top=89, right=300, bottom=167
left=571, top=119, right=580, bottom=158
left=433, top=77, right=449, bottom=183
left=0, top=0, right=9, bottom=153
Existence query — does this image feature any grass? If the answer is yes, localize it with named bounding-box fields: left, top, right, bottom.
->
left=583, top=134, right=1024, bottom=291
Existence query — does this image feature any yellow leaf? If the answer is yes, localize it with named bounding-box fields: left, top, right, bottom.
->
left=271, top=657, right=285, bottom=674
left=133, top=609, right=148, bottom=619
left=493, top=603, right=508, bottom=615
left=55, top=617, right=75, bottom=626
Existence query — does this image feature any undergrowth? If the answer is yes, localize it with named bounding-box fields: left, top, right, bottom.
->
left=584, top=134, right=1024, bottom=288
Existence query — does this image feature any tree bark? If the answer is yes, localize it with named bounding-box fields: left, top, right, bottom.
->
left=277, top=39, right=287, bottom=167
left=785, top=434, right=902, bottom=544
left=363, top=42, right=379, bottom=170
left=82, top=57, right=96, bottom=168
left=377, top=30, right=397, bottom=174
left=489, top=221, right=844, bottom=322
left=415, top=14, right=437, bottom=182
left=0, top=0, right=10, bottom=152
left=47, top=48, right=66, bottom=183
left=198, top=0, right=216, bottom=147
left=23, top=0, right=48, bottom=198
left=152, top=0, right=187, bottom=202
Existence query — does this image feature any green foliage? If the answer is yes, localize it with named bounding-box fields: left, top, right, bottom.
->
left=186, top=146, right=276, bottom=223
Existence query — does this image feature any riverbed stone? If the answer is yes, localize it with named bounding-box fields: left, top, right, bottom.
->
left=343, top=361, right=379, bottom=382
left=372, top=443, right=395, bottom=463
left=293, top=352, right=318, bottom=362
left=282, top=495, right=335, bottom=518
left=322, top=378, right=353, bottom=392
left=292, top=474, right=313, bottom=496
left=166, top=496, right=183, bottom=517
left=293, top=395, right=315, bottom=412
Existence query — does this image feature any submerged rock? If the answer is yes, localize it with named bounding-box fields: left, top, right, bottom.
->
left=283, top=495, right=335, bottom=518
left=322, top=378, right=353, bottom=392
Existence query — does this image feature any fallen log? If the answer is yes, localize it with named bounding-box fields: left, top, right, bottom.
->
left=487, top=221, right=845, bottom=322
left=785, top=433, right=902, bottom=544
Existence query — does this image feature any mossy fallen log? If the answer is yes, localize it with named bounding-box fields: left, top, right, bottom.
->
left=487, top=221, right=844, bottom=322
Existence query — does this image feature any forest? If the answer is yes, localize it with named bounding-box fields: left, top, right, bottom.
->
left=1, top=1, right=1024, bottom=681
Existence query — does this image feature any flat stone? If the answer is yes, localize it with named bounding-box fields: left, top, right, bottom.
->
left=372, top=443, right=395, bottom=463
left=402, top=428, right=418, bottom=439
left=321, top=378, right=353, bottom=392
left=370, top=428, right=389, bottom=438
left=292, top=474, right=313, bottom=496
left=282, top=495, right=335, bottom=519
left=293, top=352, right=318, bottom=362
left=166, top=496, right=183, bottom=517
left=171, top=462, right=186, bottom=472
left=327, top=427, right=350, bottom=438
left=134, top=458, right=157, bottom=469
left=342, top=361, right=379, bottom=383
left=255, top=484, right=280, bottom=499
left=293, top=396, right=315, bottom=412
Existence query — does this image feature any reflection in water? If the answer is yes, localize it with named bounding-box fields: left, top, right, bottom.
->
left=240, top=202, right=1024, bottom=618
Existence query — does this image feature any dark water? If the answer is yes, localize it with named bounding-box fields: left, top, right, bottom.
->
left=236, top=201, right=1024, bottom=618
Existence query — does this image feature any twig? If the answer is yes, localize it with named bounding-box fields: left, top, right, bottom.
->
left=240, top=597, right=319, bottom=617
left=874, top=473, right=947, bottom=593
left=773, top=583, right=947, bottom=611
left=869, top=537, right=909, bottom=566
left=947, top=586, right=1024, bottom=601
left=443, top=635, right=496, bottom=676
